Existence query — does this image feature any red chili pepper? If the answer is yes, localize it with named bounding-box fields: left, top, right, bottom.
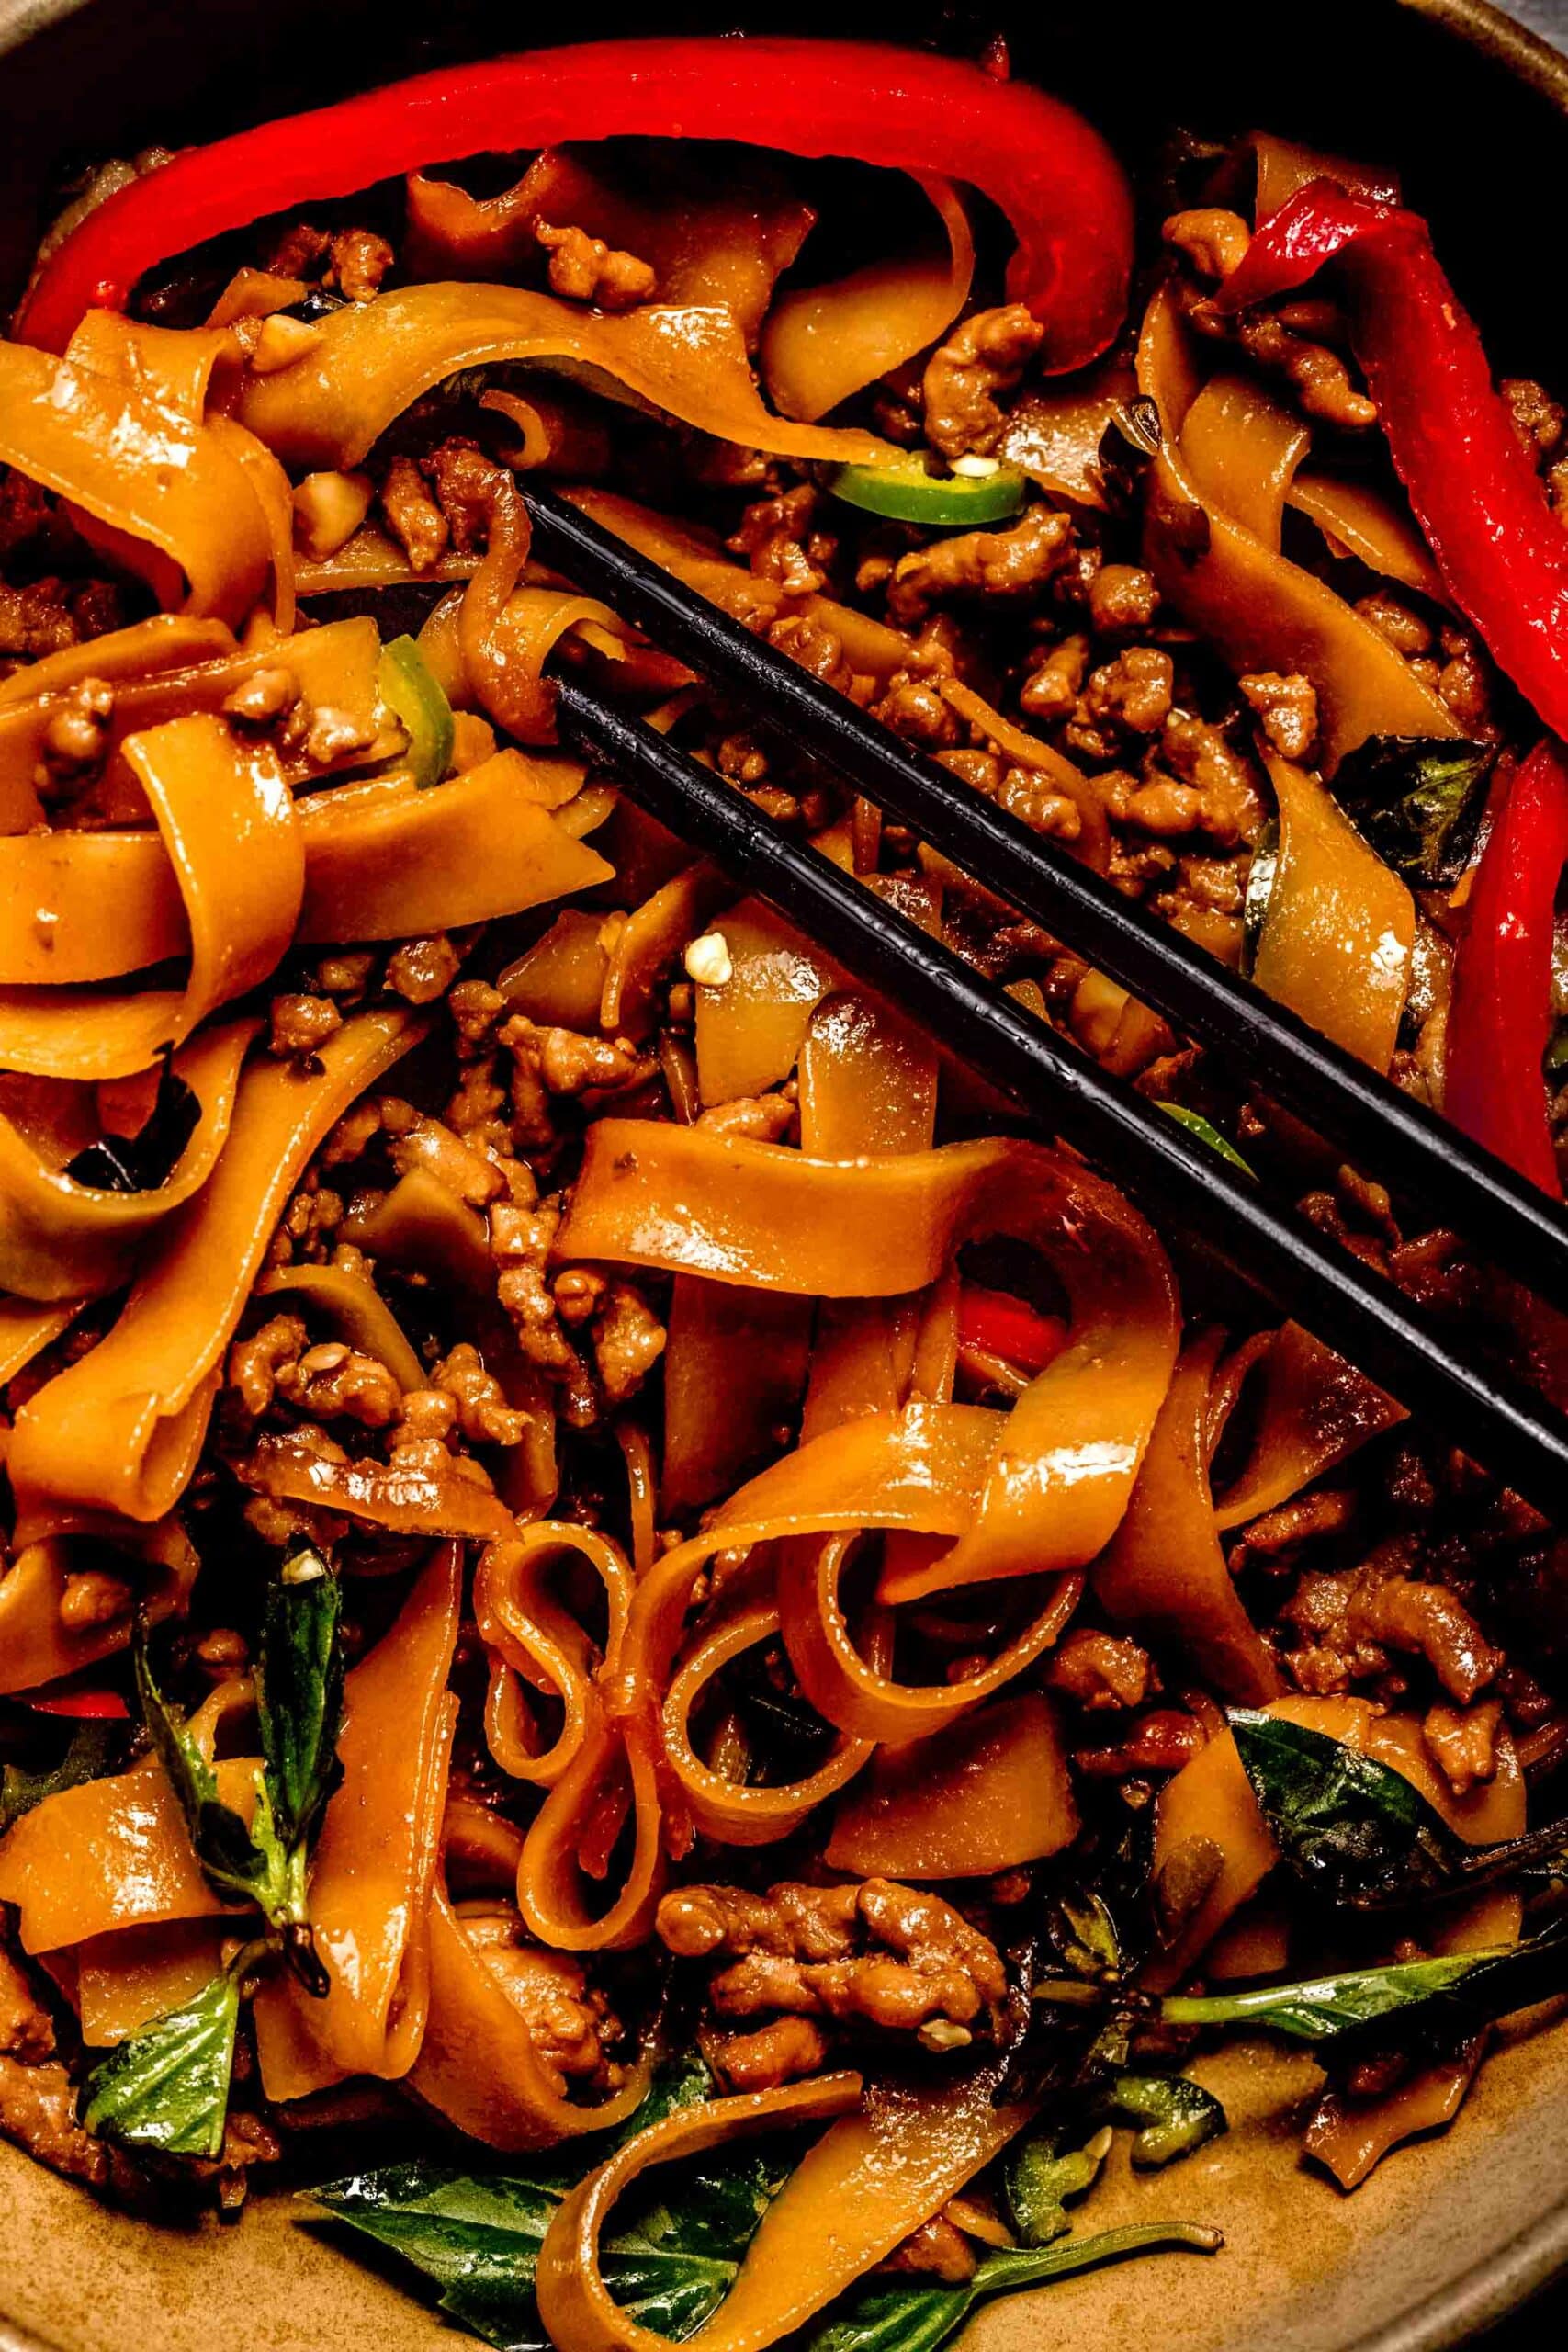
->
left=1446, top=741, right=1568, bottom=1200
left=18, top=1684, right=130, bottom=1719
left=956, top=1283, right=1067, bottom=1374
left=1214, top=180, right=1568, bottom=744
left=14, top=39, right=1133, bottom=370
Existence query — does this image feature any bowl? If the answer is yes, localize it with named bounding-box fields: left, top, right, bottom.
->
left=0, top=3, right=1565, bottom=2348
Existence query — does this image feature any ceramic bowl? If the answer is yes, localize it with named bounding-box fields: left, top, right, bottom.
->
left=0, top=3, right=1564, bottom=2346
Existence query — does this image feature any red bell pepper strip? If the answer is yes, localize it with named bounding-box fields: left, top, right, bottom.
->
left=1446, top=741, right=1568, bottom=1200
left=17, top=1683, right=130, bottom=1719
left=14, top=39, right=1134, bottom=371
left=1214, top=180, right=1568, bottom=746
left=955, top=1283, right=1068, bottom=1374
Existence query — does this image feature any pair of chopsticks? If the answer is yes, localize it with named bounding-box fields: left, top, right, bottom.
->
left=520, top=481, right=1568, bottom=1521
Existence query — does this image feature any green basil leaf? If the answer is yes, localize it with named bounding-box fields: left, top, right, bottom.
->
left=0, top=1718, right=122, bottom=1838
left=134, top=1619, right=271, bottom=1903
left=309, top=2059, right=729, bottom=2350
left=1111, top=2073, right=1227, bottom=2168
left=1332, top=735, right=1495, bottom=889
left=798, top=2223, right=1223, bottom=2352
left=1156, top=1104, right=1258, bottom=1180
left=1227, top=1708, right=1464, bottom=1906
left=1162, top=1947, right=1508, bottom=2041
left=81, top=1973, right=239, bottom=2157
left=258, top=1544, right=344, bottom=1856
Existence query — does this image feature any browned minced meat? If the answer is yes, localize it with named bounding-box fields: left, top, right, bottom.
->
left=536, top=221, right=657, bottom=311
left=656, top=1878, right=1007, bottom=2043
left=1279, top=1537, right=1503, bottom=1702
left=921, top=303, right=1044, bottom=459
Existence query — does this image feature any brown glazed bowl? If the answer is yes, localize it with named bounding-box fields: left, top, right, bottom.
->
left=0, top=1, right=1566, bottom=2347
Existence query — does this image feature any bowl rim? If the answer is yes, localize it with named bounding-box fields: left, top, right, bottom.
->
left=0, top=1, right=1564, bottom=2348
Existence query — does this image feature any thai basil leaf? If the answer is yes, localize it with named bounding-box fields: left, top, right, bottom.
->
left=80, top=1973, right=239, bottom=2158
left=1156, top=1103, right=1258, bottom=1181
left=0, top=1718, right=122, bottom=1838
left=1158, top=1931, right=1568, bottom=2042
left=257, top=1544, right=344, bottom=1856
left=1241, top=820, right=1279, bottom=977
left=1111, top=2073, right=1227, bottom=2168
left=310, top=2059, right=738, bottom=2351
left=798, top=2223, right=1223, bottom=2352
left=64, top=1055, right=201, bottom=1194
left=1333, top=735, right=1495, bottom=889
left=1226, top=1708, right=1465, bottom=1906
left=134, top=1619, right=273, bottom=1903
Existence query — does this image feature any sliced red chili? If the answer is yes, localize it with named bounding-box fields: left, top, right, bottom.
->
left=15, top=39, right=1133, bottom=371
left=17, top=1684, right=131, bottom=1719
left=956, top=1283, right=1068, bottom=1374
left=1446, top=741, right=1568, bottom=1199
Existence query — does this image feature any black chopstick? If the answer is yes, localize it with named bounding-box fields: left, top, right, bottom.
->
left=523, top=481, right=1568, bottom=1320
left=552, top=671, right=1568, bottom=1522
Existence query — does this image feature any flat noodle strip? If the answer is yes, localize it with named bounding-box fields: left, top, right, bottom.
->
left=661, top=1598, right=878, bottom=1846
left=1252, top=747, right=1414, bottom=1070
left=0, top=753, right=610, bottom=986
left=0, top=1295, right=79, bottom=1385
left=1094, top=1329, right=1282, bottom=1703
left=0, top=716, right=302, bottom=1081
left=64, top=312, right=231, bottom=421
left=1136, top=285, right=1457, bottom=771
left=0, top=1518, right=198, bottom=1694
left=0, top=342, right=270, bottom=625
left=0, top=1685, right=256, bottom=1951
left=0, top=833, right=185, bottom=983
left=0, top=618, right=385, bottom=835
left=0, top=615, right=235, bottom=709
left=406, top=145, right=815, bottom=346
left=477, top=1525, right=634, bottom=1790
left=6, top=1007, right=419, bottom=1532
left=74, top=1920, right=225, bottom=2047
left=761, top=176, right=974, bottom=424
left=1213, top=1321, right=1405, bottom=1530
left=559, top=1122, right=1178, bottom=1590
left=234, top=282, right=897, bottom=471
left=254, top=1545, right=461, bottom=2096
left=407, top=1883, right=656, bottom=2149
left=0, top=1021, right=254, bottom=1302
left=536, top=2060, right=1032, bottom=2352
left=297, top=755, right=614, bottom=940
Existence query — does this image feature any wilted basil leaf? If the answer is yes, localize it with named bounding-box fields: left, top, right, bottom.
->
left=0, top=1717, right=122, bottom=1837
left=258, top=1544, right=344, bottom=1855
left=1227, top=1708, right=1464, bottom=1906
left=310, top=2060, right=738, bottom=2350
left=798, top=2224, right=1223, bottom=2352
left=65, top=1055, right=201, bottom=1194
left=1333, top=735, right=1495, bottom=889
left=134, top=1619, right=273, bottom=1903
left=1111, top=2073, right=1227, bottom=2168
left=80, top=1973, right=239, bottom=2157
left=1159, top=1927, right=1568, bottom=2045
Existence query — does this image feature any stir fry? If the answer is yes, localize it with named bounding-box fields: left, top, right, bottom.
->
left=0, top=36, right=1565, bottom=2352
